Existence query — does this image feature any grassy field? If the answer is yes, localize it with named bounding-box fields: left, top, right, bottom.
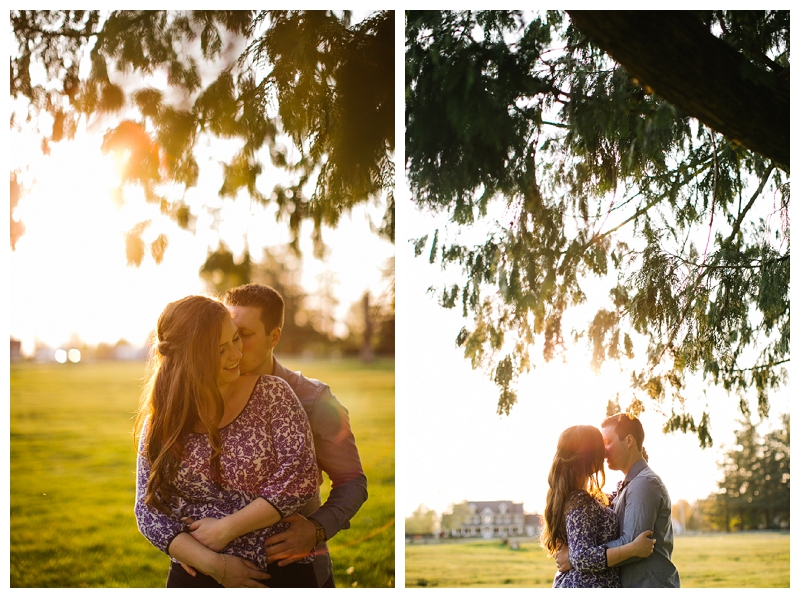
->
left=10, top=358, right=394, bottom=588
left=405, top=533, right=790, bottom=587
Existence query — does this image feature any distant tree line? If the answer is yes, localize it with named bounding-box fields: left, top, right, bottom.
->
left=405, top=505, right=438, bottom=536
left=685, top=414, right=789, bottom=532
left=201, top=244, right=394, bottom=358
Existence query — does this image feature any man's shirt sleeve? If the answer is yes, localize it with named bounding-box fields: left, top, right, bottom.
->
left=604, top=475, right=661, bottom=562
left=308, top=385, right=368, bottom=541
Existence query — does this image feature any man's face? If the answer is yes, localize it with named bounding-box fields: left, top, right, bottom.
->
left=601, top=424, right=629, bottom=472
left=228, top=305, right=276, bottom=375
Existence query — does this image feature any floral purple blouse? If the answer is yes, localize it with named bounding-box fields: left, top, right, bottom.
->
left=135, top=375, right=319, bottom=571
left=553, top=490, right=621, bottom=588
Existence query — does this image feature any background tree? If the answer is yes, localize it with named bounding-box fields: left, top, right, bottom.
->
left=10, top=10, right=394, bottom=262
left=405, top=10, right=789, bottom=445
left=306, top=271, right=341, bottom=341
left=340, top=264, right=395, bottom=358
left=249, top=246, right=337, bottom=356
left=199, top=244, right=252, bottom=293
left=440, top=501, right=472, bottom=537
left=405, top=504, right=438, bottom=536
left=373, top=304, right=396, bottom=357
left=718, top=419, right=758, bottom=531
left=687, top=495, right=728, bottom=532
left=757, top=414, right=791, bottom=528
left=374, top=256, right=396, bottom=356
left=704, top=414, right=789, bottom=531
left=202, top=245, right=332, bottom=355
left=670, top=499, right=692, bottom=533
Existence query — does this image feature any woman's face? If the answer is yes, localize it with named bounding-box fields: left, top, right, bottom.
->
left=217, top=313, right=243, bottom=389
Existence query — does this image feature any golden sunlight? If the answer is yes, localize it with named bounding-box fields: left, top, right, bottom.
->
left=10, top=129, right=207, bottom=352
left=15, top=138, right=121, bottom=249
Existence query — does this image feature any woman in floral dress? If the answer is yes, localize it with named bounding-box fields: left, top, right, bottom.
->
left=134, top=295, right=319, bottom=587
left=540, top=425, right=655, bottom=588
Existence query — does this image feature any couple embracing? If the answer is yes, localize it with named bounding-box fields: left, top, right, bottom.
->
left=542, top=414, right=681, bottom=588
left=134, top=284, right=367, bottom=587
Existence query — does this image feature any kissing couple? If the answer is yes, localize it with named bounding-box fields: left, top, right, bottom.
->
left=541, top=414, right=681, bottom=588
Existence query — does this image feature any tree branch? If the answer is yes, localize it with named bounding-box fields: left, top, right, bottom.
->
left=567, top=11, right=790, bottom=168
left=645, top=163, right=779, bottom=371
left=723, top=163, right=776, bottom=247
left=732, top=358, right=790, bottom=373
left=664, top=251, right=789, bottom=271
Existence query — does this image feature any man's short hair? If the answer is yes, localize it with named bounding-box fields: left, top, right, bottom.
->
left=601, top=412, right=645, bottom=450
left=224, top=284, right=285, bottom=332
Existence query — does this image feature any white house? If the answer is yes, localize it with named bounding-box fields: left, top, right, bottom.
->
left=446, top=500, right=541, bottom=539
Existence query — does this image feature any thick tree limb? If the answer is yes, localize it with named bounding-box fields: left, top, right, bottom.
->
left=567, top=11, right=789, bottom=169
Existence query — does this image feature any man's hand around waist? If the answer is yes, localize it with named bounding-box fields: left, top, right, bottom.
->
left=555, top=541, right=572, bottom=573
left=265, top=513, right=319, bottom=566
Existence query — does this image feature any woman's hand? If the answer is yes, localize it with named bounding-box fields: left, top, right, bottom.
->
left=184, top=516, right=234, bottom=552
left=211, top=553, right=271, bottom=588
left=168, top=531, right=270, bottom=587
left=631, top=529, right=656, bottom=558
left=183, top=498, right=281, bottom=553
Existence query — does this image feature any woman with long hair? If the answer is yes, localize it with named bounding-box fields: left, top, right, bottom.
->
left=541, top=425, right=655, bottom=588
left=134, top=295, right=319, bottom=587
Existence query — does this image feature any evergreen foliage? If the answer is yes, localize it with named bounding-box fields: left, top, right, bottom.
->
left=406, top=11, right=789, bottom=444
left=701, top=414, right=790, bottom=531
left=10, top=10, right=394, bottom=261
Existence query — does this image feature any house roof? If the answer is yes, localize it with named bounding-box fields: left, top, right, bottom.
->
left=466, top=500, right=525, bottom=514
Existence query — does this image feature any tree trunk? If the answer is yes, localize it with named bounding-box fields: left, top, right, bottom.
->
left=725, top=499, right=730, bottom=533
left=567, top=11, right=789, bottom=168
left=360, top=292, right=374, bottom=363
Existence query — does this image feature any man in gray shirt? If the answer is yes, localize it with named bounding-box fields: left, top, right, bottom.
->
left=557, top=413, right=680, bottom=587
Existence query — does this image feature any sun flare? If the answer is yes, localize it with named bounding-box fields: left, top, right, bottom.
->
left=10, top=129, right=206, bottom=350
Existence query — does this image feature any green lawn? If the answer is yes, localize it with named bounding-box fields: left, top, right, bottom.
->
left=10, top=358, right=394, bottom=588
left=405, top=532, right=789, bottom=588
